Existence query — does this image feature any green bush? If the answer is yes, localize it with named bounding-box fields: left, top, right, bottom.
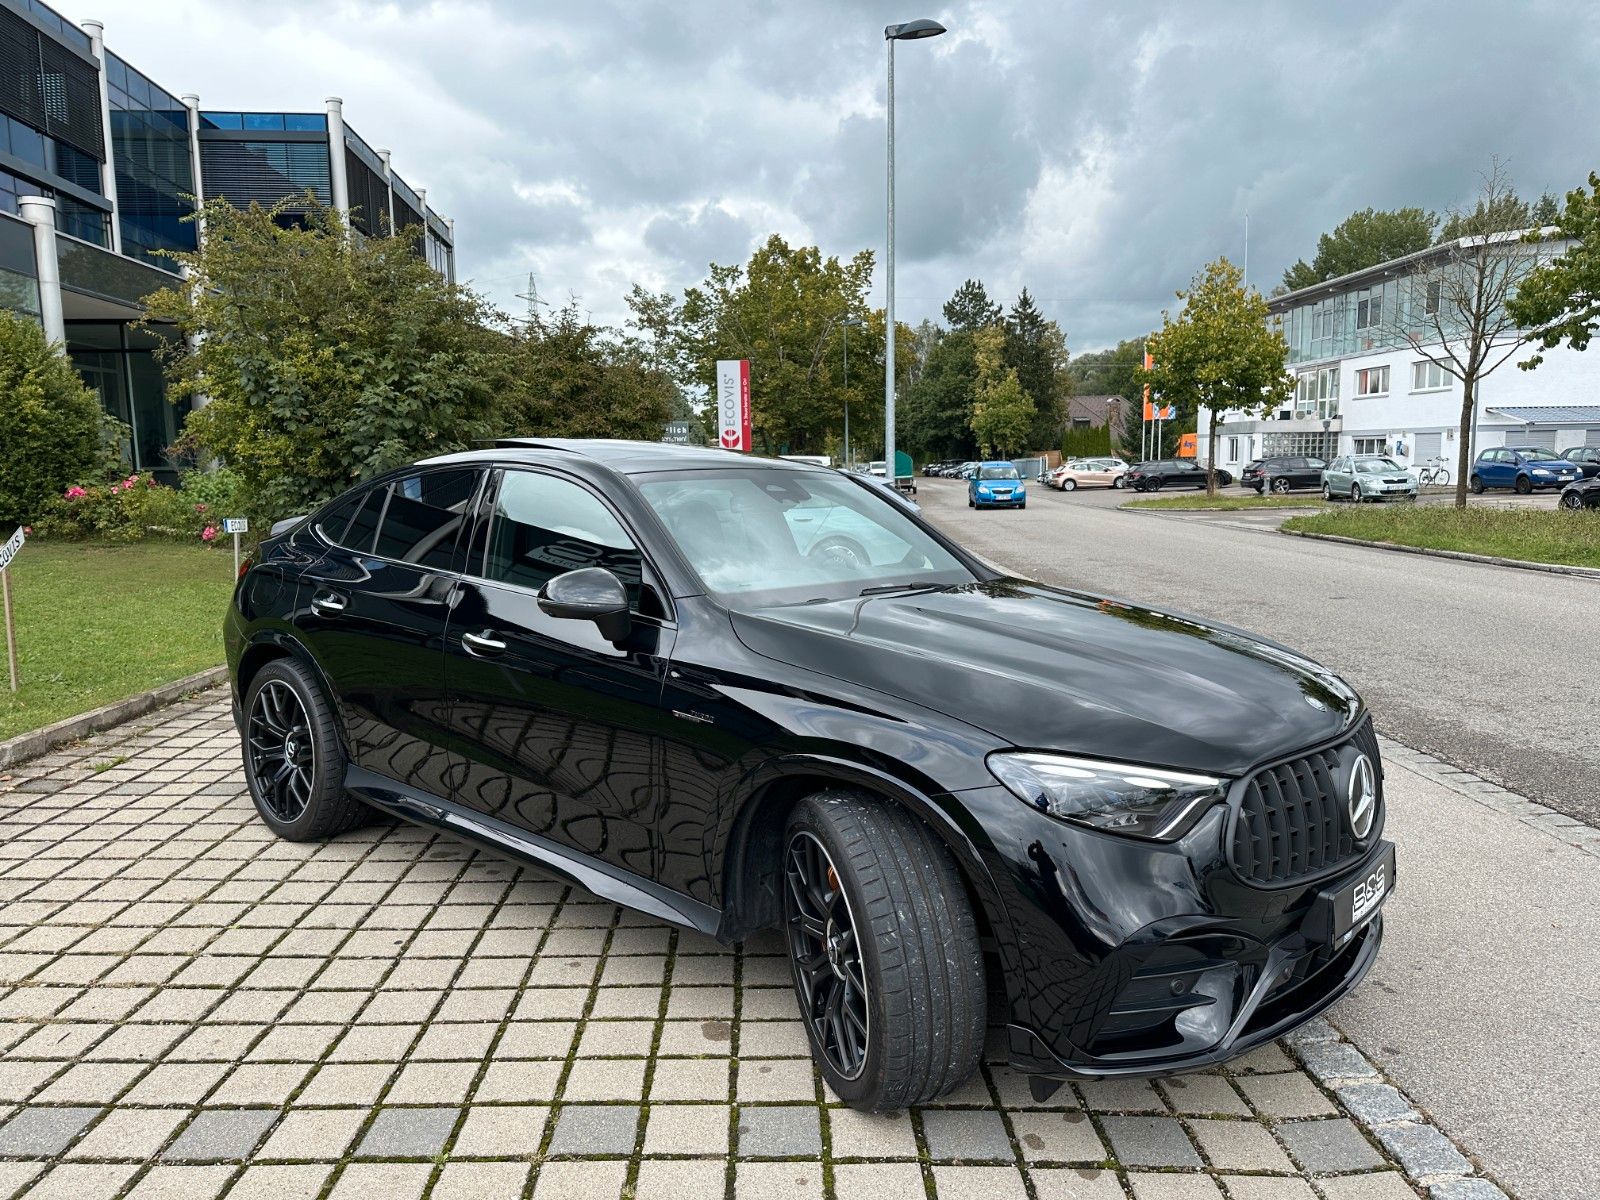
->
left=33, top=473, right=222, bottom=544
left=1062, top=424, right=1113, bottom=459
left=0, top=311, right=122, bottom=526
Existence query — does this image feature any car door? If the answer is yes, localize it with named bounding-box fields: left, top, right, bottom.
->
left=1301, top=458, right=1328, bottom=488
left=1481, top=449, right=1510, bottom=487
left=295, top=466, right=484, bottom=800
left=1326, top=458, right=1347, bottom=491
left=443, top=467, right=676, bottom=881
left=1179, top=461, right=1206, bottom=488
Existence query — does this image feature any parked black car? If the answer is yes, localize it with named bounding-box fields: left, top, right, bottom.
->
left=1559, top=447, right=1600, bottom=479
left=1241, top=456, right=1328, bottom=494
left=1560, top=477, right=1600, bottom=510
left=1125, top=459, right=1235, bottom=491
left=227, top=440, right=1392, bottom=1110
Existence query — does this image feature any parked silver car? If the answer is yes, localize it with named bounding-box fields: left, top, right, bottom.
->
left=1322, top=455, right=1418, bottom=502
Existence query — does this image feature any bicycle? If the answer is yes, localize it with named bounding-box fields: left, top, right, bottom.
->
left=1416, top=457, right=1451, bottom=487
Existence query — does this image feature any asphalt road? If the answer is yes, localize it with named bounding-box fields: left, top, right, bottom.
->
left=915, top=477, right=1600, bottom=826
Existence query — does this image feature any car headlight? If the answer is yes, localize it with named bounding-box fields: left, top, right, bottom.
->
left=986, top=751, right=1228, bottom=840
left=1532, top=468, right=1552, bottom=477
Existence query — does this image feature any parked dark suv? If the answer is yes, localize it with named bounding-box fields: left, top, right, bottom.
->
left=227, top=439, right=1392, bottom=1109
left=1241, top=456, right=1328, bottom=494
left=1559, top=446, right=1600, bottom=479
left=1125, top=459, right=1235, bottom=491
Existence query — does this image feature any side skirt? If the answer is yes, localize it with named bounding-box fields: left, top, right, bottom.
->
left=344, top=765, right=722, bottom=938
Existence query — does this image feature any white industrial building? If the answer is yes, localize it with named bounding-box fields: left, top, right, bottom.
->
left=1201, top=235, right=1600, bottom=472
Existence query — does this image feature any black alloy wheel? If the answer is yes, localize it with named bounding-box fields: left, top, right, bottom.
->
left=1147, top=476, right=1164, bottom=492
left=785, top=830, right=870, bottom=1080
left=1562, top=490, right=1584, bottom=511
left=1271, top=477, right=1291, bottom=494
left=247, top=679, right=316, bottom=823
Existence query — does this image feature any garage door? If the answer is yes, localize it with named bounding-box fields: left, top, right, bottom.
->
left=1520, top=428, right=1557, bottom=449
left=1415, top=432, right=1442, bottom=460
left=1587, top=428, right=1600, bottom=448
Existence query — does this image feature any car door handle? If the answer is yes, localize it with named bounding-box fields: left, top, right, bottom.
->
left=461, top=630, right=508, bottom=657
left=310, top=592, right=346, bottom=615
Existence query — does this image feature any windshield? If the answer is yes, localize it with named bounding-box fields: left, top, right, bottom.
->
left=978, top=465, right=1020, bottom=480
left=1354, top=458, right=1405, bottom=474
left=638, top=468, right=977, bottom=607
left=1517, top=448, right=1561, bottom=461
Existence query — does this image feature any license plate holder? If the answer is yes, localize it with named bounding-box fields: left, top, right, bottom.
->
left=1305, top=842, right=1396, bottom=944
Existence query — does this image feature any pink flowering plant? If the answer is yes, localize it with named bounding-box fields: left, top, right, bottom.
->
left=35, top=470, right=238, bottom=544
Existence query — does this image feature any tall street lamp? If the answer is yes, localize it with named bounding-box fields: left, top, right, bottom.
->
left=841, top=315, right=865, bottom=468
left=884, top=17, right=946, bottom=486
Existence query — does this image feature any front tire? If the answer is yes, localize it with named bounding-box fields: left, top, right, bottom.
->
left=1514, top=474, right=1533, bottom=495
left=241, top=659, right=366, bottom=842
left=782, top=792, right=985, bottom=1112
left=1271, top=477, right=1291, bottom=495
left=1350, top=484, right=1362, bottom=504
left=1321, top=483, right=1333, bottom=501
left=1147, top=477, right=1164, bottom=492
left=1562, top=490, right=1584, bottom=511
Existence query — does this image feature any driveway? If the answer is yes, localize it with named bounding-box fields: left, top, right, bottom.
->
left=0, top=693, right=1498, bottom=1200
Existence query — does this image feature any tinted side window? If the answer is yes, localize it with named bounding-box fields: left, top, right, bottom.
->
left=483, top=471, right=645, bottom=608
left=371, top=469, right=481, bottom=570
left=317, top=489, right=368, bottom=545
left=342, top=489, right=384, bottom=553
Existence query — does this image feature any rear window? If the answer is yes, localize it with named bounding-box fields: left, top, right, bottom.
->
left=371, top=469, right=481, bottom=569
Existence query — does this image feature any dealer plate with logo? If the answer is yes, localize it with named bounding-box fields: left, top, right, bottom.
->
left=1329, top=841, right=1396, bottom=943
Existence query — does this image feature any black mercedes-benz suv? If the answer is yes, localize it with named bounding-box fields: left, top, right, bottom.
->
left=226, top=439, right=1393, bottom=1110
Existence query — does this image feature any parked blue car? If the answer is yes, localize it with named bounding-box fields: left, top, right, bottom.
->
left=968, top=461, right=1026, bottom=509
left=1469, top=446, right=1584, bottom=495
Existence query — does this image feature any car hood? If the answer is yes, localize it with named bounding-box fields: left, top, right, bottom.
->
left=730, top=579, right=1361, bottom=777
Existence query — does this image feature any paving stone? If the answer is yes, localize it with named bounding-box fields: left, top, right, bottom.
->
left=1277, top=1117, right=1385, bottom=1173
left=734, top=1057, right=814, bottom=1102
left=1126, top=1174, right=1225, bottom=1200
left=431, top=1161, right=531, bottom=1200
left=736, top=1104, right=819, bottom=1157
left=561, top=1058, right=647, bottom=1102
left=830, top=1161, right=926, bottom=1200
left=325, top=1161, right=432, bottom=1200
left=545, top=1104, right=640, bottom=1156
left=1028, top=1168, right=1128, bottom=1200
left=1282, top=1018, right=1339, bottom=1048
left=1316, top=1175, right=1421, bottom=1200
left=451, top=1104, right=549, bottom=1157
left=1217, top=1178, right=1316, bottom=1200
left=1234, top=1072, right=1339, bottom=1119
left=826, top=1107, right=920, bottom=1159
left=1187, top=1118, right=1294, bottom=1172
left=24, top=1163, right=141, bottom=1200
left=1336, top=1082, right=1420, bottom=1126
left=735, top=1159, right=824, bottom=1199
left=1079, top=1077, right=1165, bottom=1113
left=356, top=1106, right=458, bottom=1157
left=1295, top=1040, right=1379, bottom=1083
left=919, top=1107, right=1013, bottom=1161
left=1372, top=1120, right=1473, bottom=1179
left=1158, top=1074, right=1250, bottom=1116
left=1008, top=1110, right=1106, bottom=1163
left=532, top=1159, right=630, bottom=1199
left=643, top=1103, right=730, bottom=1156
left=161, top=1108, right=277, bottom=1162
left=1428, top=1180, right=1511, bottom=1200
left=1227, top=1044, right=1296, bottom=1074
left=124, top=1164, right=235, bottom=1200
left=0, top=1105, right=100, bottom=1157
left=66, top=1107, right=185, bottom=1160
left=931, top=1164, right=1030, bottom=1200
left=256, top=1108, right=367, bottom=1160
left=1099, top=1115, right=1202, bottom=1168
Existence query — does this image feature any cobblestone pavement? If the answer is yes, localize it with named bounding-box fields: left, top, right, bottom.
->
left=0, top=693, right=1499, bottom=1200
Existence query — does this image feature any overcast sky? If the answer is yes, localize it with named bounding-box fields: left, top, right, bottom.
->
left=86, top=0, right=1600, bottom=351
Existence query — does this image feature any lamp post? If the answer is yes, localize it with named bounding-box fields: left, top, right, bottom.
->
left=884, top=17, right=946, bottom=486
left=841, top=315, right=865, bottom=468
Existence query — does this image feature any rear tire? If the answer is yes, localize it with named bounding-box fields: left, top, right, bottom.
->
left=241, top=659, right=366, bottom=842
left=1062, top=479, right=1077, bottom=492
left=1470, top=475, right=1485, bottom=495
left=782, top=792, right=985, bottom=1112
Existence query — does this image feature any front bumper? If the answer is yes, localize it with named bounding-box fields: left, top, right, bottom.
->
left=975, top=492, right=1025, bottom=507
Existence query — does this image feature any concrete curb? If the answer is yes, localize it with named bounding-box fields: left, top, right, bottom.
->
left=1279, top=528, right=1600, bottom=580
left=1285, top=1017, right=1514, bottom=1198
left=0, top=666, right=228, bottom=771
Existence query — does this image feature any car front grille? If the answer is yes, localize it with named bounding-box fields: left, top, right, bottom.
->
left=1229, top=719, right=1381, bottom=886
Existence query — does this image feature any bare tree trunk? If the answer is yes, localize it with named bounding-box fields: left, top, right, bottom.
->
left=1206, top=408, right=1219, bottom=496
left=1455, top=376, right=1474, bottom=510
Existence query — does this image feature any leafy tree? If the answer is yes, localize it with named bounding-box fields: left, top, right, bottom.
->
left=0, top=311, right=121, bottom=524
left=1139, top=258, right=1290, bottom=494
left=144, top=197, right=513, bottom=520
left=969, top=326, right=1033, bottom=457
left=500, top=301, right=674, bottom=441
left=1509, top=172, right=1600, bottom=368
left=1281, top=207, right=1438, bottom=290
left=673, top=235, right=876, bottom=456
left=1530, top=191, right=1560, bottom=227
left=943, top=278, right=1002, bottom=331
left=899, top=327, right=978, bottom=460
left=1388, top=161, right=1546, bottom=508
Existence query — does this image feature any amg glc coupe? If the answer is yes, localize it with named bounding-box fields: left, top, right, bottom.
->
left=226, top=439, right=1394, bottom=1110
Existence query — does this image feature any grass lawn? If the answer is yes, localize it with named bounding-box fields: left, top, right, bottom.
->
left=1124, top=493, right=1328, bottom=511
left=0, top=542, right=236, bottom=740
left=1282, top=505, right=1600, bottom=568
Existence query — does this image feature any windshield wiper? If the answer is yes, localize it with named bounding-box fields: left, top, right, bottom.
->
left=859, top=582, right=944, bottom=597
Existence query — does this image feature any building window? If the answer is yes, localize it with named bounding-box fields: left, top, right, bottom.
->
left=1296, top=366, right=1341, bottom=419
left=1355, top=292, right=1382, bottom=330
left=1262, top=432, right=1337, bottom=459
left=1424, top=280, right=1442, bottom=315
left=1411, top=360, right=1450, bottom=391
left=1353, top=436, right=1389, bottom=456
left=1354, top=366, right=1389, bottom=397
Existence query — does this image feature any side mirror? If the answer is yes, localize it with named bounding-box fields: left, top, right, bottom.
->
left=537, top=567, right=631, bottom=644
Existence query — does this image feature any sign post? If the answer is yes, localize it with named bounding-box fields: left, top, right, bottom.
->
left=0, top=527, right=25, bottom=693
left=716, top=359, right=751, bottom=452
left=223, top=517, right=249, bottom=576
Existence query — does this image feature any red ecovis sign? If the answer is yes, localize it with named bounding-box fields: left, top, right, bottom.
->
left=716, top=359, right=751, bottom=451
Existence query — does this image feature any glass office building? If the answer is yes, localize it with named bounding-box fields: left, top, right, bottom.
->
left=0, top=0, right=456, bottom=479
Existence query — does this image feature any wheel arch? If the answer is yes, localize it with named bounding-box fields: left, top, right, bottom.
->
left=716, top=756, right=1012, bottom=959
left=234, top=631, right=350, bottom=753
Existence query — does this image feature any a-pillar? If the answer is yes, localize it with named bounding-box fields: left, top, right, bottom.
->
left=324, top=97, right=350, bottom=219
left=18, top=196, right=65, bottom=349
left=79, top=20, right=123, bottom=254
